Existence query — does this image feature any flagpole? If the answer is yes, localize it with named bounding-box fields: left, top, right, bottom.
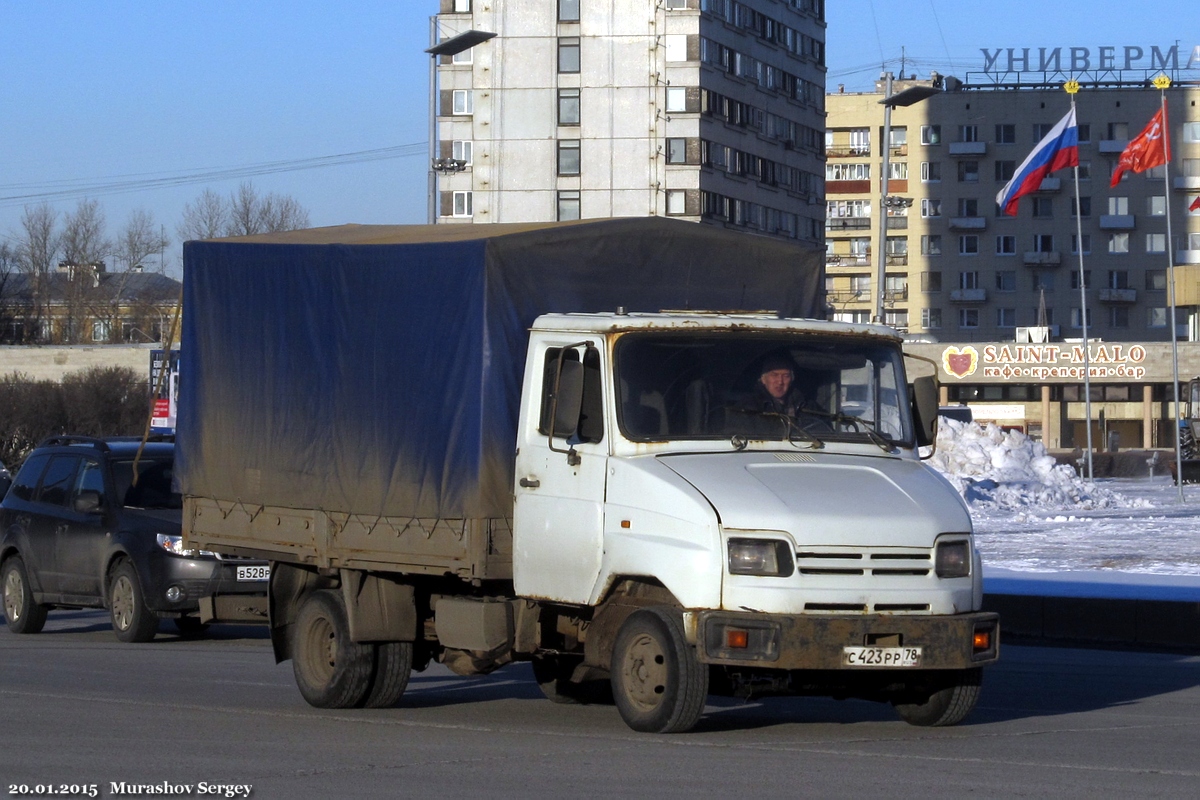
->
left=1066, top=80, right=1094, bottom=480
left=1154, top=75, right=1186, bottom=501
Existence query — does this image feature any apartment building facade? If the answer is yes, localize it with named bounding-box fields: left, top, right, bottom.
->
left=430, top=0, right=826, bottom=246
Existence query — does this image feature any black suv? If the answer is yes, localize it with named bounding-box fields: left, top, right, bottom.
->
left=0, top=436, right=268, bottom=642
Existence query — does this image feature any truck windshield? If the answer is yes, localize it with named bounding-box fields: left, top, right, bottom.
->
left=614, top=332, right=912, bottom=446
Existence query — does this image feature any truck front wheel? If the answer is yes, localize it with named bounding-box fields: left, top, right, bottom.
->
left=893, top=668, right=983, bottom=727
left=291, top=590, right=374, bottom=709
left=611, top=607, right=708, bottom=733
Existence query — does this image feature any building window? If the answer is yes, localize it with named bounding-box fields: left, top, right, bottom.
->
left=1070, top=271, right=1091, bottom=290
left=850, top=275, right=872, bottom=295
left=558, top=88, right=580, bottom=126
left=664, top=34, right=687, bottom=61
left=1109, top=270, right=1129, bottom=289
left=1033, top=122, right=1054, bottom=139
left=994, top=160, right=1015, bottom=182
left=1184, top=159, right=1200, bottom=178
left=1071, top=196, right=1091, bottom=217
left=849, top=128, right=870, bottom=153
left=1149, top=307, right=1168, bottom=327
left=558, top=37, right=581, bottom=73
left=995, top=124, right=1016, bottom=144
left=1147, top=195, right=1166, bottom=216
left=996, top=308, right=1016, bottom=328
left=921, top=235, right=942, bottom=256
left=921, top=198, right=941, bottom=218
left=1108, top=196, right=1129, bottom=215
left=1070, top=308, right=1093, bottom=328
left=920, top=125, right=940, bottom=145
left=1077, top=161, right=1091, bottom=180
left=558, top=0, right=580, bottom=22
left=888, top=162, right=908, bottom=180
left=1183, top=122, right=1200, bottom=143
left=920, top=161, right=941, bottom=182
left=665, top=86, right=687, bottom=112
left=884, top=310, right=908, bottom=328
left=958, top=125, right=978, bottom=142
left=996, top=235, right=1016, bottom=255
left=1033, top=234, right=1054, bottom=253
left=1107, top=122, right=1129, bottom=140
left=452, top=90, right=473, bottom=115
left=452, top=47, right=473, bottom=65
left=959, top=236, right=979, bottom=256
left=1146, top=269, right=1167, bottom=290
left=1077, top=124, right=1091, bottom=143
left=665, top=190, right=687, bottom=215
left=665, top=0, right=688, bottom=8
left=957, top=198, right=978, bottom=217
left=957, top=160, right=979, bottom=182
left=557, top=139, right=581, bottom=175
left=1108, top=233, right=1129, bottom=254
left=921, top=271, right=942, bottom=292
left=1032, top=272, right=1055, bottom=291
left=1072, top=234, right=1090, bottom=254
left=453, top=191, right=473, bottom=217
left=452, top=140, right=473, bottom=165
left=1109, top=307, right=1129, bottom=328
left=557, top=190, right=580, bottom=221
left=666, top=137, right=687, bottom=164
left=921, top=308, right=942, bottom=329
left=1146, top=233, right=1166, bottom=253
left=1032, top=307, right=1055, bottom=326
left=454, top=0, right=471, bottom=12
left=996, top=270, right=1016, bottom=291
left=959, top=271, right=979, bottom=290
left=92, top=320, right=111, bottom=342
left=959, top=309, right=979, bottom=329
left=1032, top=197, right=1053, bottom=218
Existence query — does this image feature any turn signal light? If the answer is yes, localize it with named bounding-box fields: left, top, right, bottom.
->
left=726, top=628, right=749, bottom=649
left=973, top=630, right=991, bottom=651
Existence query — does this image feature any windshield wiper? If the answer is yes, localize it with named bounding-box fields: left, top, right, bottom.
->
left=758, top=411, right=825, bottom=450
left=797, top=408, right=896, bottom=453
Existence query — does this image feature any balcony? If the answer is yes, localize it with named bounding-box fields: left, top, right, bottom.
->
left=1099, top=214, right=1135, bottom=229
left=826, top=144, right=872, bottom=158
left=827, top=290, right=870, bottom=304
left=1023, top=251, right=1062, bottom=267
left=885, top=254, right=909, bottom=267
left=886, top=216, right=908, bottom=230
left=825, top=254, right=871, bottom=267
left=948, top=216, right=987, bottom=231
left=1036, top=177, right=1062, bottom=192
left=1177, top=249, right=1200, bottom=265
left=949, top=141, right=987, bottom=157
left=826, top=218, right=872, bottom=231
left=1098, top=288, right=1138, bottom=303
left=1099, top=139, right=1129, bottom=154
left=1173, top=176, right=1200, bottom=190
left=950, top=288, right=988, bottom=303
left=884, top=287, right=909, bottom=304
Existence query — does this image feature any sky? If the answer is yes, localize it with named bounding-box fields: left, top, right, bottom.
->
left=0, top=1, right=1195, bottom=272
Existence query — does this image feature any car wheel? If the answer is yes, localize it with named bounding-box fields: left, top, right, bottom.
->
left=360, top=641, right=414, bottom=708
left=894, top=668, right=983, bottom=727
left=2, top=556, right=48, bottom=634
left=291, top=590, right=374, bottom=709
left=108, top=561, right=159, bottom=643
left=174, top=616, right=210, bottom=636
left=611, top=607, right=708, bottom=733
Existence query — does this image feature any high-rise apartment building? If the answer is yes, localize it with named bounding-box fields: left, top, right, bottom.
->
left=825, top=76, right=1200, bottom=342
left=430, top=0, right=825, bottom=246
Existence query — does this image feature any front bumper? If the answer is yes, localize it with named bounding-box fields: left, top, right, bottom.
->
left=697, top=610, right=999, bottom=671
left=143, top=555, right=269, bottom=614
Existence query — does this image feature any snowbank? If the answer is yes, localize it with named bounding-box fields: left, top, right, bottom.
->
left=928, top=418, right=1150, bottom=511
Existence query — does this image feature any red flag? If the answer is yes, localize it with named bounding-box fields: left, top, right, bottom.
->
left=1110, top=107, right=1171, bottom=186
left=1191, top=195, right=1200, bottom=212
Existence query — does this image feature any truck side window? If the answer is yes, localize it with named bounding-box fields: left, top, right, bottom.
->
left=539, top=346, right=604, bottom=444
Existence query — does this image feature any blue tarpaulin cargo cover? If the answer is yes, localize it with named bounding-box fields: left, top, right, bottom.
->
left=178, top=217, right=822, bottom=520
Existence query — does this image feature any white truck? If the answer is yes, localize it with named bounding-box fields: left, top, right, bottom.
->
left=180, top=221, right=997, bottom=733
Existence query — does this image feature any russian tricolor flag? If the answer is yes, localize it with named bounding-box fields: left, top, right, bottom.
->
left=995, top=107, right=1080, bottom=216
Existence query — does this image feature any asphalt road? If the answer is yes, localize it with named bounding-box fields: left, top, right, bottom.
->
left=2, top=610, right=1199, bottom=799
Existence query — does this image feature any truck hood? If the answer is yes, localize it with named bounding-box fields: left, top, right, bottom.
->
left=658, top=451, right=970, bottom=547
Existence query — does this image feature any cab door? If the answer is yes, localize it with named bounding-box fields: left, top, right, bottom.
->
left=513, top=340, right=608, bottom=604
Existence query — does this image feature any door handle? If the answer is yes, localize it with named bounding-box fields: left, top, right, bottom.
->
left=519, top=477, right=541, bottom=489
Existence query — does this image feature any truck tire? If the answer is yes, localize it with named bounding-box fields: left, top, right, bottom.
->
left=2, top=556, right=48, bottom=634
left=360, top=641, right=413, bottom=708
left=894, top=668, right=983, bottom=727
left=531, top=654, right=612, bottom=705
left=611, top=607, right=708, bottom=733
left=291, top=590, right=374, bottom=709
left=108, top=561, right=159, bottom=643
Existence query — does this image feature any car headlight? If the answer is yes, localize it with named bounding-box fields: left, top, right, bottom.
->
left=935, top=539, right=971, bottom=578
left=727, top=538, right=795, bottom=577
left=156, top=534, right=215, bottom=558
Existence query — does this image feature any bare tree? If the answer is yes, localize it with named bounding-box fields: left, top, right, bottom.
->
left=177, top=188, right=229, bottom=241
left=226, top=182, right=261, bottom=236
left=258, top=192, right=311, bottom=233
left=114, top=209, right=170, bottom=273
left=15, top=202, right=59, bottom=275
left=60, top=199, right=109, bottom=266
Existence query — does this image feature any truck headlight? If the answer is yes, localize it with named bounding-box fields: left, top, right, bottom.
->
left=935, top=539, right=971, bottom=578
left=727, top=538, right=794, bottom=577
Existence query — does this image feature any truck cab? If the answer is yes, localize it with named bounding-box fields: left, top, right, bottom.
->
left=513, top=312, right=997, bottom=731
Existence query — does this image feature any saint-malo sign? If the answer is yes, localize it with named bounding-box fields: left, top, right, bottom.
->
left=940, top=344, right=1148, bottom=381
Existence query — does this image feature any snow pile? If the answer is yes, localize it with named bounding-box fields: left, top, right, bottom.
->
left=928, top=418, right=1149, bottom=511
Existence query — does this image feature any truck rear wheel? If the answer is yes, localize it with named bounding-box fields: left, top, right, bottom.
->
left=291, top=590, right=374, bottom=709
left=360, top=641, right=413, bottom=708
left=611, top=607, right=708, bottom=733
left=894, top=668, right=983, bottom=727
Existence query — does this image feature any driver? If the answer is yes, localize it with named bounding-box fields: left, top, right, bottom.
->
left=741, top=353, right=805, bottom=416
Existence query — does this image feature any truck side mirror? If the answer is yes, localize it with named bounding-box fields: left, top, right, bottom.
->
left=552, top=359, right=584, bottom=440
left=911, top=375, right=938, bottom=448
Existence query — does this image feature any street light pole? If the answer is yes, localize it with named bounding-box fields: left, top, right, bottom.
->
left=875, top=72, right=894, bottom=324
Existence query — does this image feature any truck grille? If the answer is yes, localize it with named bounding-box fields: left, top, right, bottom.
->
left=795, top=549, right=931, bottom=577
